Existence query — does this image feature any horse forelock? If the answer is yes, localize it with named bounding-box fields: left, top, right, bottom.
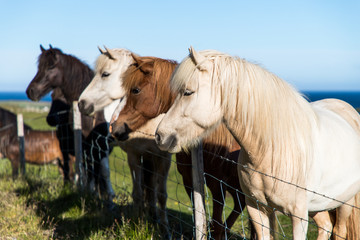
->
left=153, top=58, right=178, bottom=113
left=170, top=56, right=196, bottom=94
left=123, top=56, right=178, bottom=114
left=95, top=48, right=133, bottom=73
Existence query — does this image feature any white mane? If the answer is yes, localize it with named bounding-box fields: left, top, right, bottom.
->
left=172, top=50, right=319, bottom=185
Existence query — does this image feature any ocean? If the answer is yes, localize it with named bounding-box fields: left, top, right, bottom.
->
left=0, top=91, right=52, bottom=102
left=302, top=91, right=360, bottom=109
left=0, top=91, right=360, bottom=109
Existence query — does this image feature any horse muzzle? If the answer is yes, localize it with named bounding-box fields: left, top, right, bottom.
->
left=78, top=99, right=94, bottom=116
left=26, top=87, right=40, bottom=101
left=155, top=131, right=179, bottom=153
left=110, top=122, right=131, bottom=141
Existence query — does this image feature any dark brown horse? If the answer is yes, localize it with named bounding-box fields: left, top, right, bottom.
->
left=0, top=107, right=66, bottom=179
left=26, top=45, right=114, bottom=201
left=46, top=88, right=76, bottom=182
left=110, top=55, right=255, bottom=240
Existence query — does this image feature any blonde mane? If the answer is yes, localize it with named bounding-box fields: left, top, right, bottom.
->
left=172, top=50, right=319, bottom=185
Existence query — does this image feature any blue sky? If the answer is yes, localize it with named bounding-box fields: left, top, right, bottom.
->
left=1, top=0, right=359, bottom=91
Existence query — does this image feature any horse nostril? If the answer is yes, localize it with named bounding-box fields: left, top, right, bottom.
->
left=78, top=100, right=85, bottom=112
left=155, top=133, right=161, bottom=144
left=26, top=88, right=34, bottom=100
left=78, top=100, right=94, bottom=115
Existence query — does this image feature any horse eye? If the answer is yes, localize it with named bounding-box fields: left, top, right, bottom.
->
left=102, top=72, right=110, bottom=78
left=184, top=89, right=194, bottom=96
left=131, top=88, right=141, bottom=95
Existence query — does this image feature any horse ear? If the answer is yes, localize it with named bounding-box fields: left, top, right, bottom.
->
left=131, top=54, right=152, bottom=74
left=189, top=46, right=210, bottom=71
left=49, top=44, right=53, bottom=49
left=131, top=53, right=143, bottom=65
left=98, top=46, right=105, bottom=54
left=104, top=46, right=115, bottom=60
left=40, top=44, right=46, bottom=52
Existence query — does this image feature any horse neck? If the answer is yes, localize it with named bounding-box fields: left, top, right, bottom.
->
left=202, top=123, right=239, bottom=153
left=59, top=54, right=94, bottom=102
left=219, top=60, right=317, bottom=181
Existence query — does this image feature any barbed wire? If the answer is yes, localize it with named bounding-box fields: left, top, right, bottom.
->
left=11, top=111, right=360, bottom=239
left=203, top=149, right=360, bottom=212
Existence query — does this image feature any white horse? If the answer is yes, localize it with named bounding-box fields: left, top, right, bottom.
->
left=78, top=47, right=171, bottom=238
left=155, top=47, right=360, bottom=240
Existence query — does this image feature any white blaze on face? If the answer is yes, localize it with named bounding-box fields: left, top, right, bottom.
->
left=104, top=98, right=121, bottom=123
left=109, top=97, right=127, bottom=125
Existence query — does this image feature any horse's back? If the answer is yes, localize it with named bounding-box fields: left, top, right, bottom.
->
left=308, top=99, right=360, bottom=211
left=24, top=130, right=63, bottom=164
left=314, top=98, right=360, bottom=135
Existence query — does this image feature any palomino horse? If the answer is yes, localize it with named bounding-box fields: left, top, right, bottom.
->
left=0, top=107, right=66, bottom=179
left=26, top=45, right=114, bottom=201
left=155, top=47, right=360, bottom=240
left=78, top=47, right=172, bottom=238
left=109, top=55, right=255, bottom=240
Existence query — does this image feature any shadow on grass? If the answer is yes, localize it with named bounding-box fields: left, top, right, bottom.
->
left=14, top=176, right=194, bottom=240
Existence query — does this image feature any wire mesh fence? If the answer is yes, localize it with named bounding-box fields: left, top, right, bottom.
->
left=1, top=103, right=359, bottom=240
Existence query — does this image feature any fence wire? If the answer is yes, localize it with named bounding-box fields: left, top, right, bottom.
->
left=4, top=107, right=360, bottom=240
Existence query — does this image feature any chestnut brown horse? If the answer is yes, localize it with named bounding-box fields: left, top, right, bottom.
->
left=26, top=45, right=114, bottom=201
left=109, top=55, right=255, bottom=240
left=0, top=107, right=66, bottom=179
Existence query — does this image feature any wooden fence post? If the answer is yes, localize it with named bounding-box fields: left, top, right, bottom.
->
left=17, top=113, right=25, bottom=176
left=191, top=141, right=206, bottom=240
left=73, top=101, right=84, bottom=189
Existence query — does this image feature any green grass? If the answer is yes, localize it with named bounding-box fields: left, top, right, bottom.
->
left=0, top=101, right=321, bottom=239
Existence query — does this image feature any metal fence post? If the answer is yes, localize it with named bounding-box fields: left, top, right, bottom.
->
left=73, top=101, right=84, bottom=189
left=17, top=113, right=25, bottom=176
left=191, top=141, right=206, bottom=239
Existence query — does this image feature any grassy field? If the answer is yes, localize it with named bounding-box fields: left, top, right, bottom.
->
left=0, top=101, right=320, bottom=239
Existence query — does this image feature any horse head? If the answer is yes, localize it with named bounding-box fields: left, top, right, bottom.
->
left=26, top=45, right=64, bottom=101
left=78, top=47, right=136, bottom=116
left=155, top=47, right=222, bottom=153
left=109, top=56, right=177, bottom=141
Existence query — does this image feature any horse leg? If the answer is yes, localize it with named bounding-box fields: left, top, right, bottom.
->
left=93, top=135, right=115, bottom=202
left=127, top=152, right=143, bottom=217
left=332, top=197, right=355, bottom=240
left=340, top=192, right=360, bottom=240
left=246, top=203, right=271, bottom=240
left=8, top=148, right=20, bottom=179
left=210, top=185, right=226, bottom=240
left=291, top=208, right=308, bottom=240
left=156, top=155, right=171, bottom=239
left=99, top=154, right=115, bottom=202
left=61, top=151, right=70, bottom=183
left=68, top=155, right=76, bottom=181
left=10, top=157, right=19, bottom=179
left=225, top=188, right=252, bottom=238
left=86, top=153, right=96, bottom=194
left=311, top=211, right=333, bottom=240
left=143, top=156, right=157, bottom=222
